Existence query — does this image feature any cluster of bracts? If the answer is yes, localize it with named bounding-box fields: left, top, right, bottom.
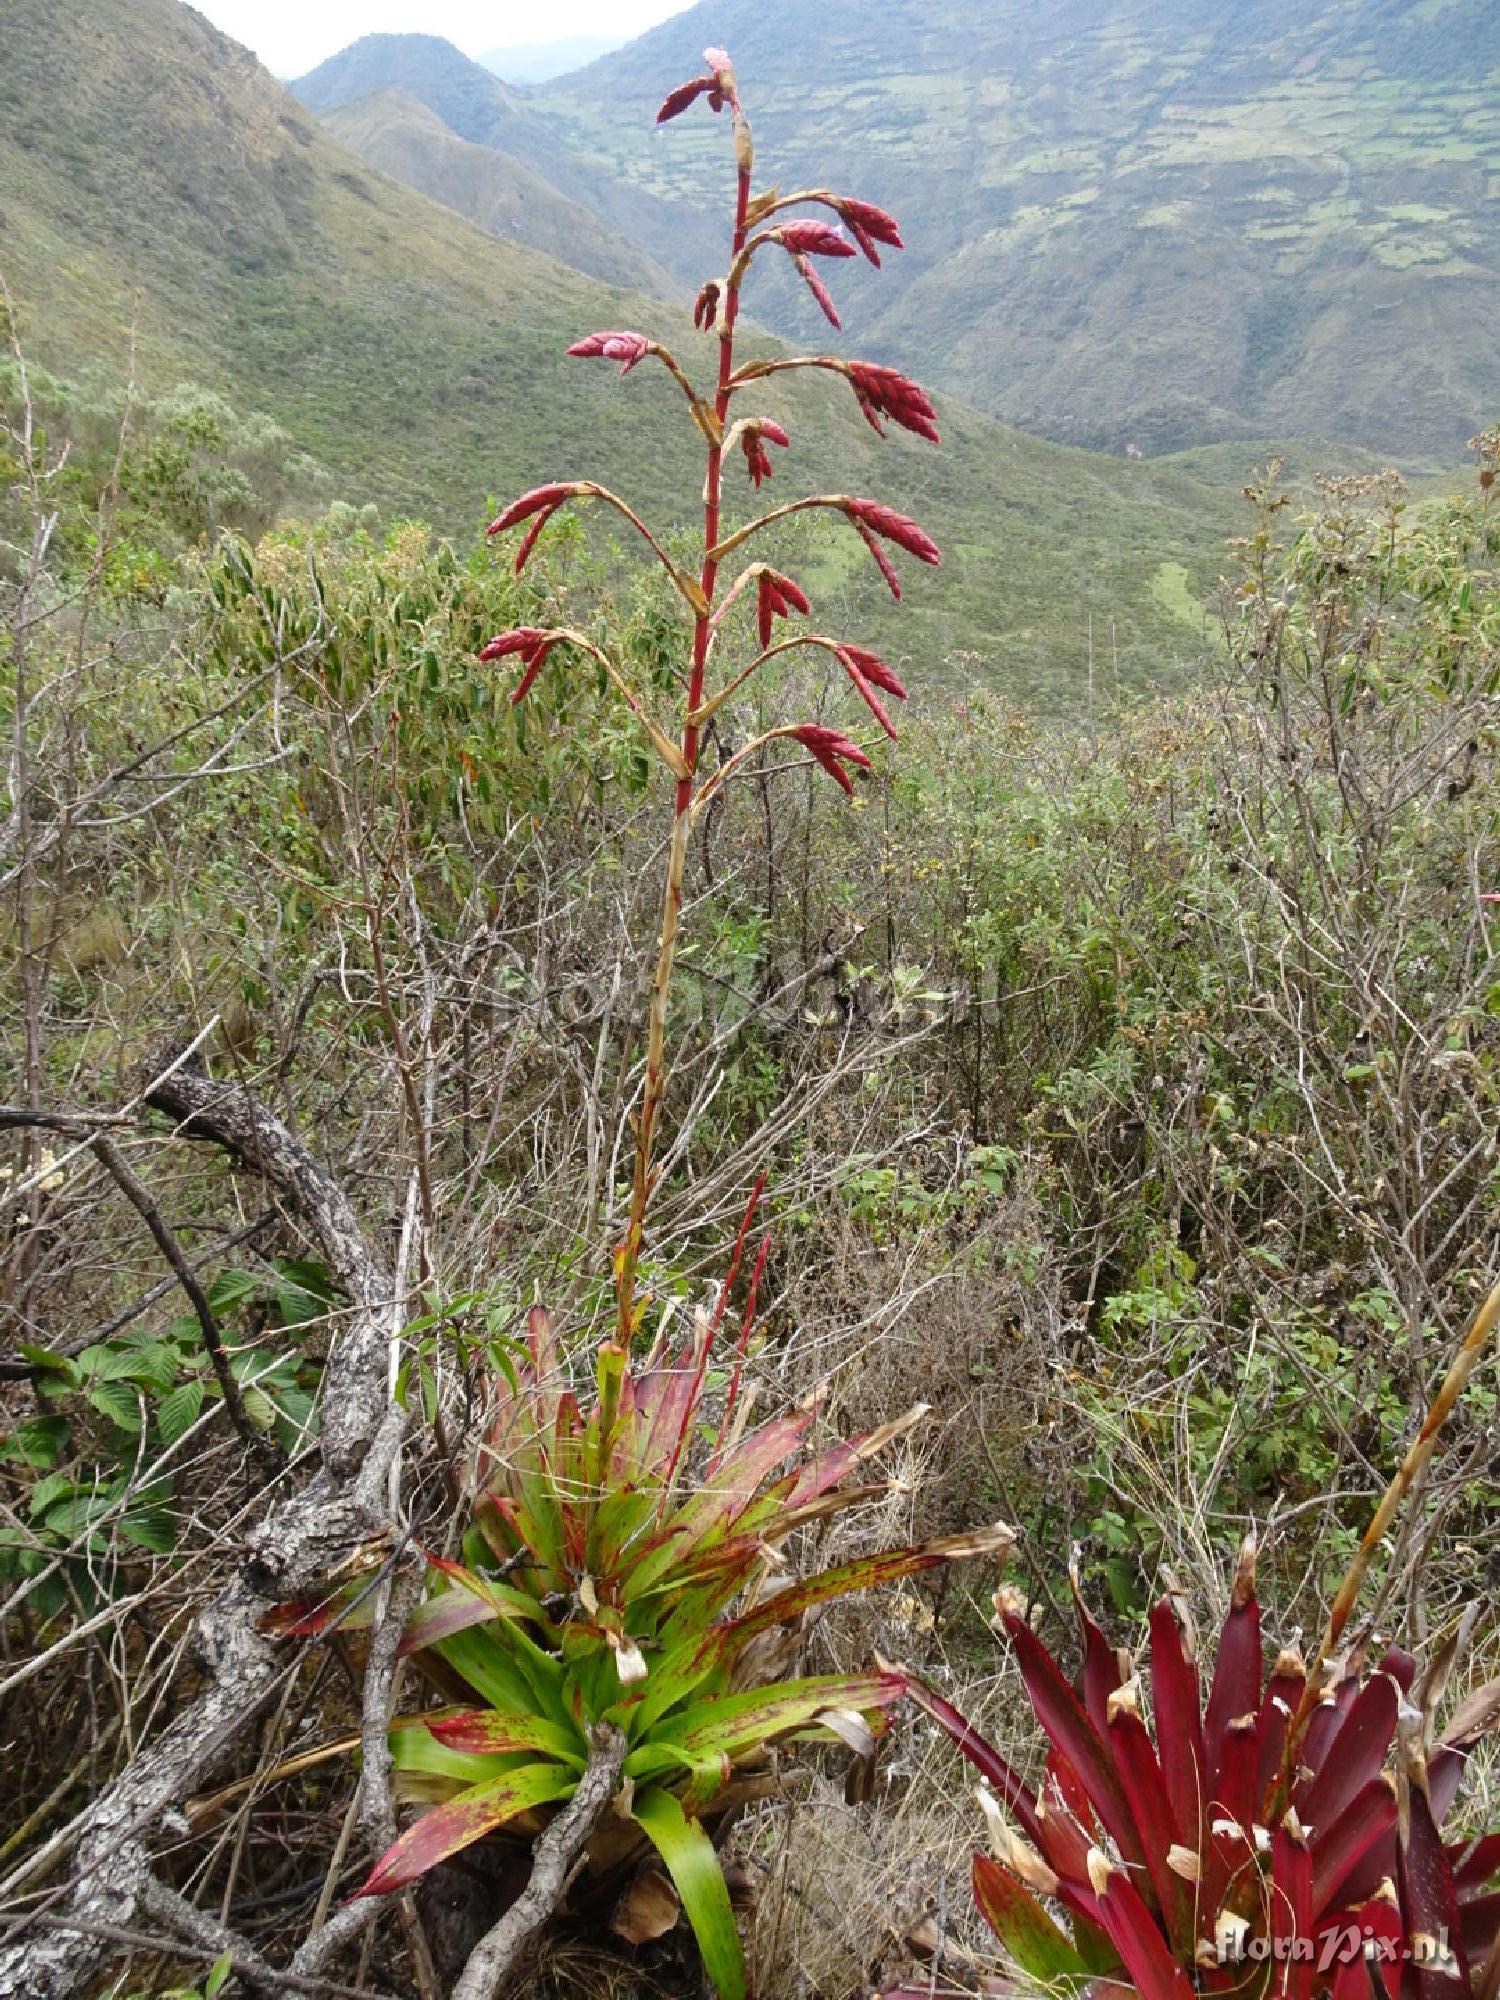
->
left=477, top=44, right=941, bottom=819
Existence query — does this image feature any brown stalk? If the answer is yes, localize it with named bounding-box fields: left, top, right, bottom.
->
left=1278, top=1270, right=1500, bottom=1793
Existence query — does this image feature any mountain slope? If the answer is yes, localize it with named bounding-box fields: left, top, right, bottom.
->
left=0, top=0, right=1250, bottom=712
left=318, top=87, right=678, bottom=296
left=290, top=35, right=721, bottom=290
left=534, top=0, right=1500, bottom=461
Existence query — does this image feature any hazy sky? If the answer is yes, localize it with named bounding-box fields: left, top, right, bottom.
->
left=193, top=1, right=683, bottom=78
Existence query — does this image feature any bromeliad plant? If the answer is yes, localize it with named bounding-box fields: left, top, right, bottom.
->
left=908, top=1275, right=1500, bottom=2000
left=269, top=50, right=1003, bottom=2000
left=305, top=1288, right=1008, bottom=1997
left=912, top=1546, right=1500, bottom=2000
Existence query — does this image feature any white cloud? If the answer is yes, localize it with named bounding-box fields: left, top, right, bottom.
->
left=194, top=0, right=682, bottom=79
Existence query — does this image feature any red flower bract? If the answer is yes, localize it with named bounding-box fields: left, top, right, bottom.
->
left=774, top=220, right=856, bottom=259
left=789, top=723, right=873, bottom=796
left=568, top=330, right=653, bottom=374
left=656, top=74, right=717, bottom=123
left=837, top=195, right=904, bottom=266
left=796, top=258, right=842, bottom=330
left=486, top=482, right=585, bottom=538
left=741, top=418, right=789, bottom=488
left=842, top=497, right=942, bottom=566
left=512, top=505, right=559, bottom=576
left=477, top=627, right=561, bottom=704
left=840, top=644, right=907, bottom=701
left=756, top=566, right=810, bottom=649
left=848, top=362, right=940, bottom=445
left=693, top=280, right=722, bottom=331
left=838, top=645, right=907, bottom=739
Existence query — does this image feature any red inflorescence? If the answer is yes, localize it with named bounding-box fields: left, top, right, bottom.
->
left=773, top=220, right=856, bottom=260
left=693, top=280, right=722, bottom=331
left=836, top=195, right=904, bottom=266
left=656, top=74, right=718, bottom=123
left=789, top=723, right=874, bottom=796
left=741, top=418, right=790, bottom=488
left=838, top=645, right=908, bottom=739
left=486, top=483, right=584, bottom=538
left=796, top=258, right=843, bottom=330
left=848, top=362, right=940, bottom=444
left=567, top=330, right=653, bottom=374
left=843, top=497, right=943, bottom=566
left=478, top=627, right=561, bottom=704
left=756, top=566, right=810, bottom=649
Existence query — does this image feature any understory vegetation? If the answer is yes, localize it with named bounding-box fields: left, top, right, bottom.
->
left=2, top=89, right=1499, bottom=2000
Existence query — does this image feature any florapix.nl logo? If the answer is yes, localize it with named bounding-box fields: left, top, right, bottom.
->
left=1216, top=1914, right=1455, bottom=1976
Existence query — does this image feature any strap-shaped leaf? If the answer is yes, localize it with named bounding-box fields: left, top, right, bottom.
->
left=1202, top=1542, right=1261, bottom=1791
left=609, top=1629, right=729, bottom=1739
left=434, top=1622, right=568, bottom=1728
left=903, top=1675, right=1046, bottom=1849
left=1299, top=1670, right=1397, bottom=1829
left=387, top=1724, right=515, bottom=1787
left=1001, top=1609, right=1142, bottom=1867
left=398, top=1558, right=539, bottom=1657
left=1148, top=1597, right=1206, bottom=1853
left=425, top=1707, right=584, bottom=1764
left=1399, top=1780, right=1470, bottom=2000
left=1087, top=1852, right=1196, bottom=2000
left=725, top=1523, right=1012, bottom=1651
left=356, top=1761, right=575, bottom=1897
left=631, top=1783, right=745, bottom=2000
left=1310, top=1776, right=1398, bottom=1912
left=639, top=1671, right=903, bottom=1763
left=973, top=1851, right=1089, bottom=1981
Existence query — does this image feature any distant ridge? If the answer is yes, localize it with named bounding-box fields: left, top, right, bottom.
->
left=290, top=33, right=721, bottom=287
left=478, top=34, right=627, bottom=85
left=318, top=86, right=679, bottom=296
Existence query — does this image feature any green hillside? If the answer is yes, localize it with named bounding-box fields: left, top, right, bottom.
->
left=318, top=87, right=680, bottom=297
left=533, top=0, right=1500, bottom=461
left=290, top=34, right=722, bottom=288
left=0, top=0, right=1253, bottom=711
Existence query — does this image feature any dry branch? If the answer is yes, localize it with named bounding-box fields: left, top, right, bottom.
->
left=450, top=1724, right=628, bottom=2000
left=0, top=1060, right=404, bottom=1999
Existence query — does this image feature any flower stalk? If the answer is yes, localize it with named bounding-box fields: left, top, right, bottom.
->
left=478, top=44, right=943, bottom=1374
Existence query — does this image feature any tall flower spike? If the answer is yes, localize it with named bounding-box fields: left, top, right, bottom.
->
left=423, top=58, right=961, bottom=2000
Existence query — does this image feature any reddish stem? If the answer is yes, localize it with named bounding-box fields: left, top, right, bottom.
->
left=612, top=124, right=754, bottom=1356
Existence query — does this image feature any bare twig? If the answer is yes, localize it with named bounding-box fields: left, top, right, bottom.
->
left=450, top=1724, right=628, bottom=2000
